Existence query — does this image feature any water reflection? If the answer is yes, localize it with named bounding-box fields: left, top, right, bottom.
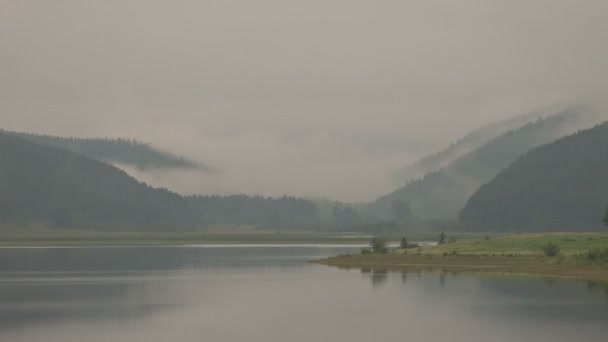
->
left=360, top=268, right=389, bottom=288
left=342, top=264, right=608, bottom=327
left=1, top=246, right=607, bottom=342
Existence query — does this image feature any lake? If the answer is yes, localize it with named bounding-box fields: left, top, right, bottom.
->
left=0, top=245, right=607, bottom=342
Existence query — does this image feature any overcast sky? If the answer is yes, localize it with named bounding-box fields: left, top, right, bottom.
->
left=2, top=1, right=607, bottom=201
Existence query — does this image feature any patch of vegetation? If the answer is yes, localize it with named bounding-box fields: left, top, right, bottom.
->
left=541, top=242, right=560, bottom=257
left=316, top=233, right=608, bottom=281
left=438, top=232, right=447, bottom=245
left=582, top=248, right=608, bottom=263
left=370, top=236, right=388, bottom=254
left=461, top=120, right=608, bottom=232
left=361, top=247, right=373, bottom=255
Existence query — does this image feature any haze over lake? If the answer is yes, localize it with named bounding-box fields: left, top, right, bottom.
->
left=1, top=246, right=606, bottom=342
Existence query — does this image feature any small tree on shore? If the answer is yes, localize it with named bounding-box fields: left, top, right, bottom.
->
left=438, top=232, right=446, bottom=245
left=370, top=236, right=388, bottom=254
left=400, top=237, right=408, bottom=249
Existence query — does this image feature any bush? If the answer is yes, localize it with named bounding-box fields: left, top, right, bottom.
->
left=438, top=232, right=446, bottom=245
left=400, top=237, right=408, bottom=249
left=370, top=236, right=388, bottom=254
left=585, top=248, right=608, bottom=263
left=361, top=247, right=372, bottom=255
left=541, top=242, right=560, bottom=257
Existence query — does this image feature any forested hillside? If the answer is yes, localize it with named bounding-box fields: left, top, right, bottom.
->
left=394, top=109, right=549, bottom=185
left=460, top=122, right=608, bottom=232
left=189, top=195, right=319, bottom=230
left=0, top=133, right=197, bottom=230
left=8, top=131, right=206, bottom=171
left=372, top=107, right=601, bottom=220
left=0, top=133, right=319, bottom=231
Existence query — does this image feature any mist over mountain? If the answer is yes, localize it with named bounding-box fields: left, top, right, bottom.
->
left=392, top=107, right=556, bottom=187
left=460, top=121, right=608, bottom=232
left=8, top=131, right=208, bottom=172
left=0, top=133, right=318, bottom=231
left=0, top=132, right=196, bottom=230
left=370, top=106, right=603, bottom=221
left=4, top=1, right=608, bottom=201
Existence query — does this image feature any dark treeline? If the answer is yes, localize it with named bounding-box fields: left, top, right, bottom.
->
left=6, top=130, right=206, bottom=171
left=320, top=198, right=415, bottom=234
left=189, top=195, right=319, bottom=230
left=460, top=122, right=608, bottom=232
left=0, top=133, right=318, bottom=231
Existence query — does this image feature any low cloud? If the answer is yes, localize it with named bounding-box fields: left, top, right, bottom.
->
left=1, top=1, right=607, bottom=200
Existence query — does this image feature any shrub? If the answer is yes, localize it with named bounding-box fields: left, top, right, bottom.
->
left=400, top=237, right=408, bottom=249
left=541, top=242, right=560, bottom=257
left=438, top=232, right=446, bottom=245
left=370, top=236, right=388, bottom=254
left=585, top=248, right=608, bottom=263
left=361, top=247, right=372, bottom=255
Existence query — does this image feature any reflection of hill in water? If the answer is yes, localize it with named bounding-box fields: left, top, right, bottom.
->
left=0, top=276, right=183, bottom=331
left=0, top=246, right=347, bottom=273
left=0, top=246, right=352, bottom=332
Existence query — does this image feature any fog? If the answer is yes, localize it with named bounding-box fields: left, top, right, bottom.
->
left=2, top=0, right=607, bottom=201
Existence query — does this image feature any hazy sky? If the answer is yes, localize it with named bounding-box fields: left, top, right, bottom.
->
left=2, top=1, right=607, bottom=201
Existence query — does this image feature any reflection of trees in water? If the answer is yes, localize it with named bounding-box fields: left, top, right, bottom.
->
left=541, top=277, right=557, bottom=288
left=358, top=267, right=459, bottom=288
left=439, top=272, right=446, bottom=288
left=585, top=280, right=608, bottom=296
left=361, top=268, right=389, bottom=288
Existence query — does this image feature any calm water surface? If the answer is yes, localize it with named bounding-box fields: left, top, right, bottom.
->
left=0, top=245, right=607, bottom=342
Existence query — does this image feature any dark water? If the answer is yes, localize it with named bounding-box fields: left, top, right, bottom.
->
left=0, top=245, right=607, bottom=342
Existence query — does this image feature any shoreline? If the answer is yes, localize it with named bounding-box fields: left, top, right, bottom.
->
left=313, top=253, right=608, bottom=281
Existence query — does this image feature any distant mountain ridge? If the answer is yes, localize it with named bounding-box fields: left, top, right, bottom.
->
left=0, top=132, right=197, bottom=230
left=372, top=106, right=603, bottom=220
left=0, top=133, right=319, bottom=230
left=460, top=121, right=608, bottom=231
left=393, top=108, right=557, bottom=186
left=4, top=130, right=208, bottom=172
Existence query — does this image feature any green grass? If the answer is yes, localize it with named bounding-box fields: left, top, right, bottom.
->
left=419, top=232, right=608, bottom=256
left=315, top=233, right=608, bottom=281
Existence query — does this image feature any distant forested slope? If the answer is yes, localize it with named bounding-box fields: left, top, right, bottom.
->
left=0, top=133, right=319, bottom=231
left=372, top=107, right=601, bottom=220
left=0, top=132, right=197, bottom=230
left=460, top=122, right=608, bottom=232
left=394, top=108, right=551, bottom=186
left=7, top=131, right=206, bottom=171
left=189, top=195, right=319, bottom=229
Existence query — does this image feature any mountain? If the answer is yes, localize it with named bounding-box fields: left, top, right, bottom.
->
left=0, top=132, right=319, bottom=230
left=372, top=106, right=602, bottom=220
left=460, top=122, right=608, bottom=232
left=6, top=131, right=207, bottom=172
left=0, top=132, right=197, bottom=230
left=393, top=108, right=554, bottom=186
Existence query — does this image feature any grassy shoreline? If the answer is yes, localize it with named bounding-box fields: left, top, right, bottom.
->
left=313, top=233, right=608, bottom=281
